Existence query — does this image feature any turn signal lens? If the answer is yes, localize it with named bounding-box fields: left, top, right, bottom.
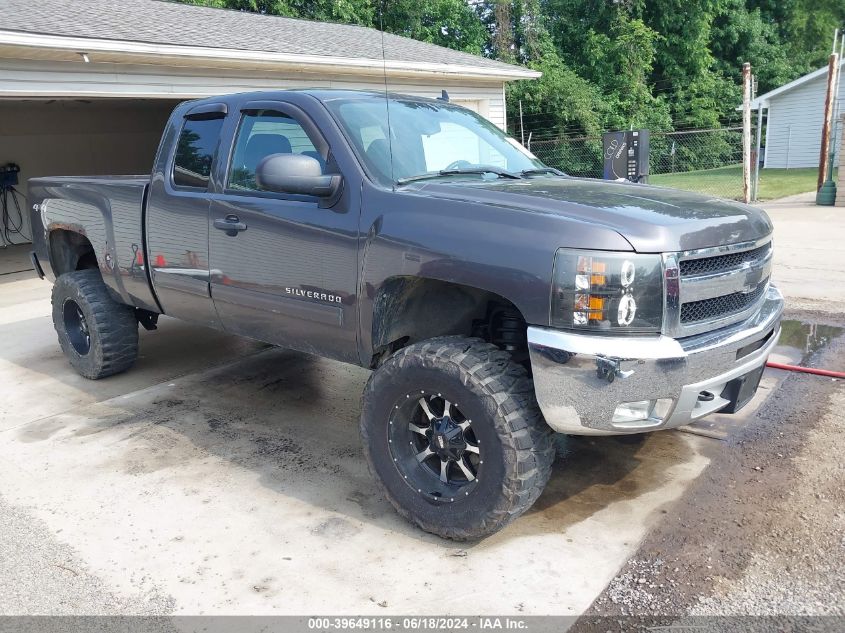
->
left=589, top=260, right=606, bottom=286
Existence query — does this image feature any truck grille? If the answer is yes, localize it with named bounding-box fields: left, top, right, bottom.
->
left=679, top=242, right=771, bottom=277
left=680, top=279, right=768, bottom=323
left=668, top=239, right=773, bottom=336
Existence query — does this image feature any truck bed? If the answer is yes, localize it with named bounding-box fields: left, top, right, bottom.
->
left=28, top=175, right=160, bottom=313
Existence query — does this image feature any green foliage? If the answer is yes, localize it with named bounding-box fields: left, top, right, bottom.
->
left=507, top=43, right=606, bottom=139
left=382, top=0, right=487, bottom=53
left=175, top=0, right=845, bottom=143
left=590, top=14, right=673, bottom=131
left=750, top=0, right=845, bottom=73
left=177, top=0, right=374, bottom=24
left=711, top=1, right=796, bottom=92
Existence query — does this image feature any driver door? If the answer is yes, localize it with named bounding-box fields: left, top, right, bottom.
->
left=208, top=99, right=359, bottom=362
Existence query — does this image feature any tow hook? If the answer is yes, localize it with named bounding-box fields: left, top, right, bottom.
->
left=596, top=356, right=633, bottom=383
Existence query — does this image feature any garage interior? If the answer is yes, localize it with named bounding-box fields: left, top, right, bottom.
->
left=0, top=98, right=182, bottom=246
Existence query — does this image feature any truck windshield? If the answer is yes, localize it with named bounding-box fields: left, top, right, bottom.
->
left=325, top=96, right=547, bottom=186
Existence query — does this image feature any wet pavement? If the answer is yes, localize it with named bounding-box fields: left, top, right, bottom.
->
left=0, top=267, right=714, bottom=616
left=776, top=319, right=844, bottom=358
left=584, top=312, right=845, bottom=618
left=1, top=244, right=842, bottom=617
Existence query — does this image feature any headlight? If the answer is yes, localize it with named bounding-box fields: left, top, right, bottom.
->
left=551, top=249, right=664, bottom=333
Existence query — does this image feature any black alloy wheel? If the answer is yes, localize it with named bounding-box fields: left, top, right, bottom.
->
left=389, top=392, right=481, bottom=502
left=361, top=336, right=555, bottom=540
left=52, top=270, right=139, bottom=379
left=62, top=298, right=91, bottom=355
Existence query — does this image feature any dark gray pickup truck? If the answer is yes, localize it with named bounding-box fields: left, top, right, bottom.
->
left=29, top=89, right=783, bottom=539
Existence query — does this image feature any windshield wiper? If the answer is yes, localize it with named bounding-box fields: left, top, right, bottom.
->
left=520, top=167, right=566, bottom=177
left=397, top=166, right=522, bottom=185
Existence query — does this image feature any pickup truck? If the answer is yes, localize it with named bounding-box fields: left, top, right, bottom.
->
left=29, top=89, right=784, bottom=540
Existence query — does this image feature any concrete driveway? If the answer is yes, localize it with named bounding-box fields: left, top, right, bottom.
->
left=758, top=192, right=845, bottom=312
left=0, top=238, right=800, bottom=616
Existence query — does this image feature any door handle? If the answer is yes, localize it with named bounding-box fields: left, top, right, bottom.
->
left=213, top=214, right=247, bottom=236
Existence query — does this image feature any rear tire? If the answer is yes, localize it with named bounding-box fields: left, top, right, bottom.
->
left=361, top=336, right=555, bottom=540
left=51, top=270, right=139, bottom=379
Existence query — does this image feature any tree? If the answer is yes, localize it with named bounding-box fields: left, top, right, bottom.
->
left=174, top=0, right=845, bottom=141
left=177, top=0, right=375, bottom=24
left=382, top=0, right=488, bottom=54
left=750, top=0, right=845, bottom=72
left=507, top=43, right=605, bottom=138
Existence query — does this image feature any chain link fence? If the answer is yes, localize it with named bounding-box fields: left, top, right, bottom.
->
left=528, top=127, right=752, bottom=201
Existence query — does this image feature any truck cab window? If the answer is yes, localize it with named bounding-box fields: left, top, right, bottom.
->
left=421, top=122, right=507, bottom=171
left=327, top=98, right=543, bottom=185
left=173, top=117, right=225, bottom=189
left=229, top=111, right=321, bottom=191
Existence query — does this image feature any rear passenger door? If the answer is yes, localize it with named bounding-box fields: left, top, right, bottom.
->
left=146, top=102, right=226, bottom=328
left=207, top=99, right=360, bottom=362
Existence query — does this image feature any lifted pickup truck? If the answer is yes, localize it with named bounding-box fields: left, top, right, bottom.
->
left=29, top=90, right=783, bottom=539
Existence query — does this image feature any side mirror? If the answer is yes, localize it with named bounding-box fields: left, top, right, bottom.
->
left=255, top=153, right=341, bottom=198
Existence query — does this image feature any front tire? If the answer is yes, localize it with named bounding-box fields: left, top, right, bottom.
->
left=361, top=336, right=555, bottom=540
left=51, top=270, right=139, bottom=379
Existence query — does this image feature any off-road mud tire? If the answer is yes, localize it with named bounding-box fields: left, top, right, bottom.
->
left=51, top=270, right=139, bottom=379
left=361, top=336, right=555, bottom=540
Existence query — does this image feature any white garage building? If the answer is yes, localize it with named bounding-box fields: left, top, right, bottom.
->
left=0, top=0, right=537, bottom=244
left=752, top=59, right=844, bottom=169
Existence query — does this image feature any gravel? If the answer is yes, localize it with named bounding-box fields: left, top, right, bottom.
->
left=584, top=309, right=845, bottom=619
left=0, top=494, right=174, bottom=616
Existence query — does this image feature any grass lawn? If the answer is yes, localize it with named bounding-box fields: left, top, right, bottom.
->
left=650, top=164, right=836, bottom=201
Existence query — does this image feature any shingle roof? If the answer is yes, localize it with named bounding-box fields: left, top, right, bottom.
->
left=0, top=0, right=529, bottom=76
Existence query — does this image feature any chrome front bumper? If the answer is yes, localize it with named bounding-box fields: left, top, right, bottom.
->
left=528, top=285, right=785, bottom=435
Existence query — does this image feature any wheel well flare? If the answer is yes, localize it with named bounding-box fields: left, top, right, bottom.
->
left=370, top=277, right=527, bottom=366
left=48, top=230, right=98, bottom=276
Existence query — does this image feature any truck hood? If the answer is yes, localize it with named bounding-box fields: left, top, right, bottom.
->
left=408, top=176, right=773, bottom=253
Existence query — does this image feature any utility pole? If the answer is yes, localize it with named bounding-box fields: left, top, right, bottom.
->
left=818, top=33, right=844, bottom=205
left=742, top=62, right=752, bottom=204
left=753, top=104, right=764, bottom=201
left=817, top=30, right=840, bottom=191
left=519, top=100, right=525, bottom=145
left=750, top=73, right=763, bottom=201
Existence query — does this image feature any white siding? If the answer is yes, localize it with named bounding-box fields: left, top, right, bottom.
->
left=839, top=114, right=845, bottom=206
left=0, top=58, right=512, bottom=243
left=764, top=72, right=844, bottom=169
left=0, top=58, right=508, bottom=129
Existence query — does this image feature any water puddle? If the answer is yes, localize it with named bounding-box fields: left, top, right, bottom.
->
left=681, top=319, right=843, bottom=440
left=777, top=319, right=844, bottom=363
left=523, top=432, right=695, bottom=534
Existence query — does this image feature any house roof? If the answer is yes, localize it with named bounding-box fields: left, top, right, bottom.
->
left=0, top=0, right=539, bottom=81
left=751, top=58, right=844, bottom=109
